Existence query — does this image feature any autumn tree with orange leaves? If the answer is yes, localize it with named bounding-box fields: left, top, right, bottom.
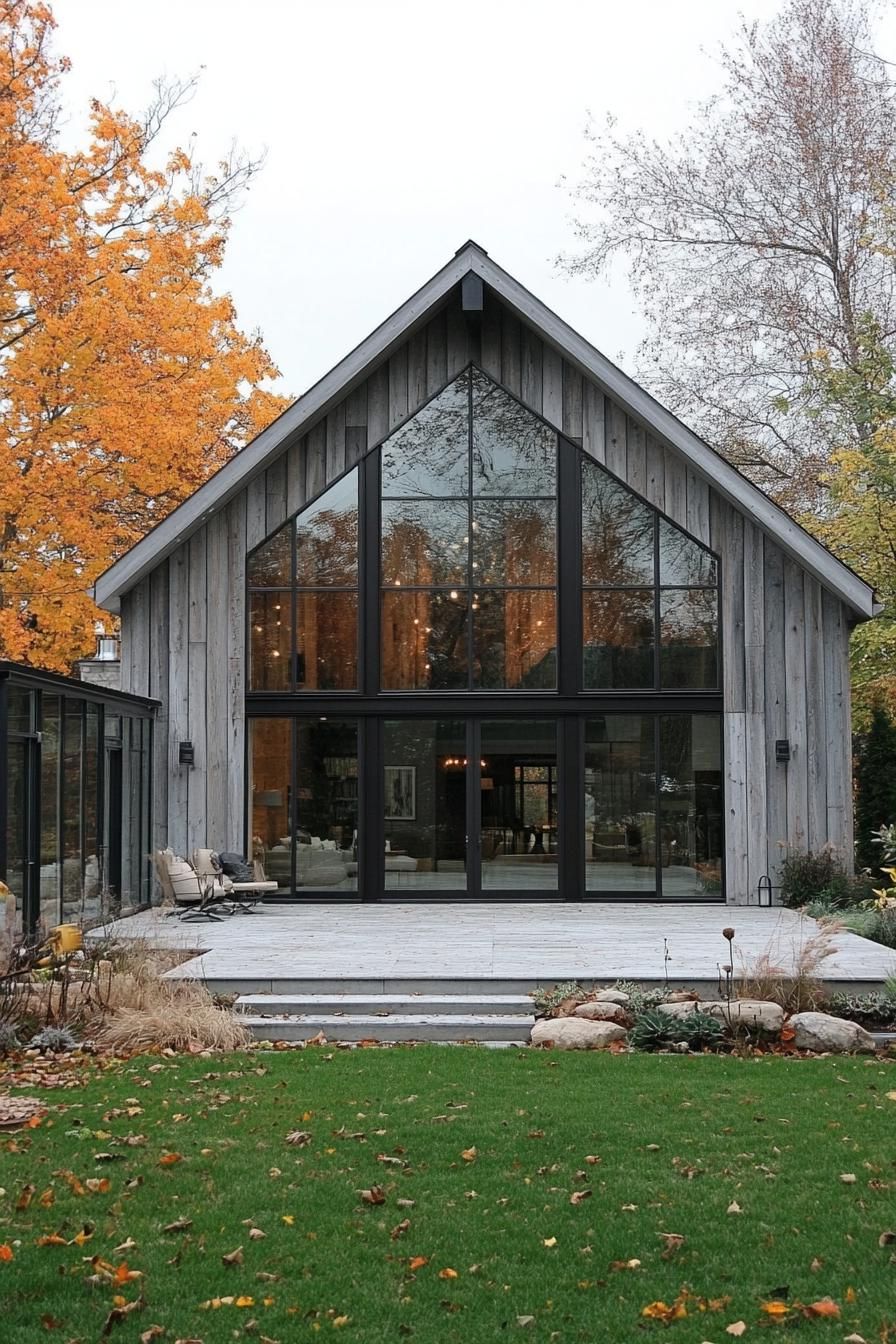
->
left=0, top=0, right=286, bottom=671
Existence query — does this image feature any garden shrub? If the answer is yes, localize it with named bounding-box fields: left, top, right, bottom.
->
left=855, top=706, right=896, bottom=872
left=779, top=848, right=860, bottom=908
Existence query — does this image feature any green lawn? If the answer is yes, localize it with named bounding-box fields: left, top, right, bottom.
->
left=1, top=1047, right=895, bottom=1343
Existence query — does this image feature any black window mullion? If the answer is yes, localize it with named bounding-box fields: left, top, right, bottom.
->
left=289, top=717, right=298, bottom=897
left=359, top=715, right=381, bottom=902
left=467, top=372, right=474, bottom=688
left=560, top=715, right=583, bottom=902
left=363, top=450, right=381, bottom=697
left=654, top=714, right=663, bottom=900
left=466, top=718, right=480, bottom=895
left=557, top=438, right=577, bottom=697
left=653, top=514, right=661, bottom=692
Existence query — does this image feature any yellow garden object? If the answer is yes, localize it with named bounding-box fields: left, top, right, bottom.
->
left=49, top=925, right=83, bottom=955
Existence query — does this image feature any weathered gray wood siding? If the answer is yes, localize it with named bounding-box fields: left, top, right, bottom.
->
left=119, top=287, right=855, bottom=903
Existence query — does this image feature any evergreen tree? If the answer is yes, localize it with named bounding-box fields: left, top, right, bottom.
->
left=855, top=705, right=896, bottom=871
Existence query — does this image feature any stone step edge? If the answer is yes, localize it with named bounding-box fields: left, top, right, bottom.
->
left=238, top=1013, right=533, bottom=1041
left=234, top=993, right=535, bottom=1015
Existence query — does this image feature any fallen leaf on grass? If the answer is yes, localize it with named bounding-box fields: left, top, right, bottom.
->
left=839, top=1172, right=857, bottom=1184
left=396, top=1198, right=416, bottom=1209
left=516, top=1316, right=535, bottom=1327
left=727, top=1201, right=743, bottom=1214
left=657, top=1233, right=685, bottom=1257
left=803, top=1298, right=840, bottom=1318
left=285, top=1130, right=312, bottom=1147
left=642, top=1299, right=688, bottom=1323
left=162, top=1218, right=192, bottom=1234
left=725, top=1324, right=746, bottom=1337
left=54, top=1170, right=85, bottom=1196
left=16, top=1183, right=35, bottom=1211
left=761, top=1300, right=789, bottom=1316
left=570, top=1190, right=592, bottom=1206
left=584, top=1154, right=601, bottom=1165
left=886, top=1090, right=896, bottom=1101
left=280, top=1214, right=294, bottom=1225
left=248, top=1228, right=266, bottom=1240
left=0, top=1244, right=13, bottom=1262
left=36, top=1235, right=68, bottom=1247
left=221, top=1247, right=244, bottom=1266
left=359, top=1186, right=386, bottom=1205
left=408, top=1256, right=429, bottom=1271
left=843, top=1334, right=868, bottom=1343
left=543, top=1237, right=557, bottom=1248
left=611, top=1258, right=642, bottom=1271
left=158, top=1153, right=182, bottom=1168
left=101, top=1294, right=145, bottom=1337
left=85, top=1178, right=110, bottom=1194
left=139, top=1330, right=165, bottom=1343
left=390, top=1219, right=411, bottom=1240
left=879, top=1230, right=896, bottom=1246
left=112, top=1237, right=137, bottom=1254
left=461, top=1147, right=477, bottom=1162
left=438, top=1267, right=458, bottom=1280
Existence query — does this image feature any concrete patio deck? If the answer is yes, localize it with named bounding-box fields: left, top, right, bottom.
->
left=88, top=902, right=896, bottom=994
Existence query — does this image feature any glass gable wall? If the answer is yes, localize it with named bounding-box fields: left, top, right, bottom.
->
left=1, top=666, right=155, bottom=937
left=247, top=365, right=724, bottom=902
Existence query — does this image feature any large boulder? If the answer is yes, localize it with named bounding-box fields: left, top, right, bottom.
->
left=789, top=1012, right=877, bottom=1055
left=531, top=1018, right=627, bottom=1050
left=573, top=1000, right=627, bottom=1023
left=700, top=1000, right=785, bottom=1033
left=593, top=989, right=631, bottom=1005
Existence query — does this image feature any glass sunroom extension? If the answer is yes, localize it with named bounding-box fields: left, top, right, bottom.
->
left=247, top=365, right=724, bottom=902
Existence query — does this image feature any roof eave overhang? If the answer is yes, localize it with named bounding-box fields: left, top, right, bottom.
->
left=94, top=242, right=877, bottom=622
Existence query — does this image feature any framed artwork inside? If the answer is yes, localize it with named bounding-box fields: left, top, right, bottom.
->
left=384, top=765, right=416, bottom=820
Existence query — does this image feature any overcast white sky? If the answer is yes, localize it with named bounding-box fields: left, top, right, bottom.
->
left=56, top=0, right=798, bottom=397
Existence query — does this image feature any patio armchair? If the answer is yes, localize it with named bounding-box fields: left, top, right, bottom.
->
left=153, top=849, right=233, bottom=921
left=192, top=849, right=277, bottom=911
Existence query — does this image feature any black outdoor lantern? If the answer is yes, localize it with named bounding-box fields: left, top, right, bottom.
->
left=178, top=740, right=195, bottom=767
left=775, top=739, right=791, bottom=764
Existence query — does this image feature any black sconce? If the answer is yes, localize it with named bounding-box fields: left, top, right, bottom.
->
left=775, top=739, right=790, bottom=764
left=178, top=740, right=195, bottom=767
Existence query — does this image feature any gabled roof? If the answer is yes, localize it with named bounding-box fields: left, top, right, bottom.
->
left=95, top=241, right=877, bottom=618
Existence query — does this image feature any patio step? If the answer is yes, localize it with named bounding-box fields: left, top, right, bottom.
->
left=234, top=992, right=535, bottom=1043
left=235, top=992, right=534, bottom=1016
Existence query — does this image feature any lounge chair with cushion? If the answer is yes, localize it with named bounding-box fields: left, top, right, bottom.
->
left=192, top=849, right=277, bottom=911
left=153, top=849, right=232, bottom=921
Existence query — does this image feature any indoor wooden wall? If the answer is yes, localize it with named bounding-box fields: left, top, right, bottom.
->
left=119, top=287, right=854, bottom=902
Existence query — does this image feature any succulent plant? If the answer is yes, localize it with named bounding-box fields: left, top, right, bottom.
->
left=28, top=1025, right=78, bottom=1054
left=531, top=981, right=586, bottom=1016
left=628, top=1009, right=671, bottom=1051
left=629, top=1008, right=725, bottom=1052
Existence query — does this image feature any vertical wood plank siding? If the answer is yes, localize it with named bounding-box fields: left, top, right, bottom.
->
left=119, top=289, right=856, bottom=901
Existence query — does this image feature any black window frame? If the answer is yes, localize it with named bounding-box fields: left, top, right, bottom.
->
left=245, top=364, right=725, bottom=902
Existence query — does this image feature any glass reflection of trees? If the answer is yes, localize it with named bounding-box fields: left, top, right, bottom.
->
left=248, top=468, right=359, bottom=691
left=582, top=458, right=719, bottom=690
left=380, top=369, right=557, bottom=690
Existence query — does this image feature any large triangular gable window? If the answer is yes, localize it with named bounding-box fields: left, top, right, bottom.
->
left=246, top=366, right=719, bottom=695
